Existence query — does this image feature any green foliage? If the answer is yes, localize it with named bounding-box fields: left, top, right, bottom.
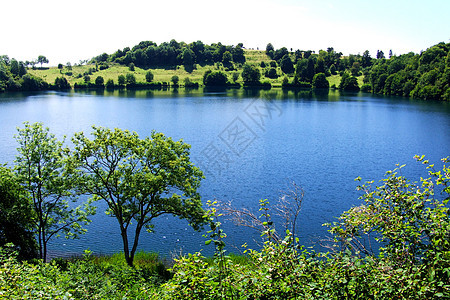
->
left=280, top=54, right=294, bottom=74
left=125, top=73, right=136, bottom=85
left=312, top=73, right=330, bottom=89
left=339, top=73, right=360, bottom=91
left=117, top=74, right=125, bottom=85
left=94, top=76, right=104, bottom=86
left=241, top=63, right=261, bottom=85
left=203, top=70, right=228, bottom=86
left=71, top=127, right=205, bottom=267
left=145, top=70, right=154, bottom=83
left=171, top=75, right=179, bottom=86
left=15, top=122, right=95, bottom=262
left=0, top=167, right=37, bottom=260
left=54, top=77, right=71, bottom=90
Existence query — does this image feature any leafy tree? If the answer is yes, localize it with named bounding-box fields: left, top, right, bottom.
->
left=54, top=77, right=71, bottom=90
left=125, top=73, right=136, bottom=85
left=280, top=55, right=294, bottom=74
left=231, top=44, right=246, bottom=64
left=145, top=70, right=154, bottom=83
left=265, top=67, right=278, bottom=79
left=14, top=122, right=95, bottom=261
left=58, top=63, right=63, bottom=69
left=128, top=63, right=135, bottom=71
left=10, top=59, right=19, bottom=76
left=241, top=63, right=261, bottom=85
left=83, top=75, right=91, bottom=83
left=20, top=74, right=47, bottom=91
left=222, top=51, right=232, bottom=68
left=312, top=73, right=330, bottom=89
left=376, top=50, right=385, bottom=59
left=105, top=79, right=114, bottom=89
left=203, top=70, right=228, bottom=86
left=171, top=75, right=179, bottom=86
left=183, top=48, right=194, bottom=72
left=339, top=73, right=360, bottom=91
left=266, top=43, right=274, bottom=59
left=71, top=127, right=205, bottom=267
left=361, top=50, right=372, bottom=67
left=118, top=75, right=125, bottom=85
left=0, top=166, right=38, bottom=260
left=95, top=76, right=104, bottom=86
left=37, top=55, right=49, bottom=68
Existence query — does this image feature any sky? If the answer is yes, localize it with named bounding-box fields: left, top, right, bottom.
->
left=1, top=0, right=449, bottom=65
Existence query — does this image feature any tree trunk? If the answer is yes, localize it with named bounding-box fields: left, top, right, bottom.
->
left=120, top=227, right=132, bottom=267
left=129, top=223, right=144, bottom=267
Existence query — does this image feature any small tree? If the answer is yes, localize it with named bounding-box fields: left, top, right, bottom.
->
left=14, top=122, right=95, bottom=261
left=125, top=73, right=136, bottom=85
left=280, top=54, right=294, bottom=74
left=312, top=73, right=330, bottom=89
left=72, top=127, right=205, bottom=267
left=145, top=71, right=154, bottom=83
left=118, top=75, right=125, bottom=85
left=241, top=63, right=261, bottom=85
left=95, top=76, right=104, bottom=85
left=128, top=63, right=135, bottom=71
left=171, top=75, right=179, bottom=86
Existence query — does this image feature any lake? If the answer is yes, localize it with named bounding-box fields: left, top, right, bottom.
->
left=1, top=88, right=449, bottom=258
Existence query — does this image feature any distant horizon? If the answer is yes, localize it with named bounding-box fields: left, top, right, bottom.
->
left=2, top=0, right=449, bottom=66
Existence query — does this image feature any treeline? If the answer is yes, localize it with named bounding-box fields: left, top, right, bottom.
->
left=93, top=39, right=246, bottom=71
left=365, top=42, right=450, bottom=100
left=1, top=40, right=449, bottom=100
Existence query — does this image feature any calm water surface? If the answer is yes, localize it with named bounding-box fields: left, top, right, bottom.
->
left=1, top=88, right=449, bottom=258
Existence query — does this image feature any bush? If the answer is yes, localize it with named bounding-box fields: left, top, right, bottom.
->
left=145, top=71, right=154, bottom=83
left=95, top=76, right=104, bottom=86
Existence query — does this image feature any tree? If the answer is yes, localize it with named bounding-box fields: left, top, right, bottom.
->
left=312, top=73, right=330, bottom=89
left=0, top=166, right=38, bottom=260
left=125, top=73, right=136, bottom=85
left=171, top=75, right=179, bottom=86
left=118, top=75, right=125, bottom=85
left=203, top=70, right=228, bottom=86
left=361, top=50, right=372, bottom=67
left=241, top=63, right=261, bottom=85
left=280, top=55, right=294, bottom=74
left=222, top=51, right=232, bottom=68
left=10, top=59, right=19, bottom=76
left=14, top=122, right=95, bottom=261
left=183, top=48, right=195, bottom=72
left=339, top=73, right=360, bottom=91
left=95, top=76, right=104, bottom=86
left=145, top=71, right=154, bottom=83
left=54, top=77, right=71, bottom=89
left=266, top=43, right=274, bottom=59
left=72, top=127, right=205, bottom=267
left=37, top=55, right=49, bottom=68
left=376, top=50, right=385, bottom=59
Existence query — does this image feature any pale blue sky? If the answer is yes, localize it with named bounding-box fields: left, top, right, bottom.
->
left=1, top=0, right=449, bottom=65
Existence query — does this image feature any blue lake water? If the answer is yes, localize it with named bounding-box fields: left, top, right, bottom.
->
left=1, top=88, right=449, bottom=258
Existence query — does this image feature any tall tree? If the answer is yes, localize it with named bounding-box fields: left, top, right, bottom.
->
left=14, top=122, right=95, bottom=261
left=37, top=55, right=49, bottom=68
left=72, top=127, right=205, bottom=267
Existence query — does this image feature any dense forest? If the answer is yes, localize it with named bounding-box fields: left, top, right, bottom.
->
left=1, top=40, right=449, bottom=100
